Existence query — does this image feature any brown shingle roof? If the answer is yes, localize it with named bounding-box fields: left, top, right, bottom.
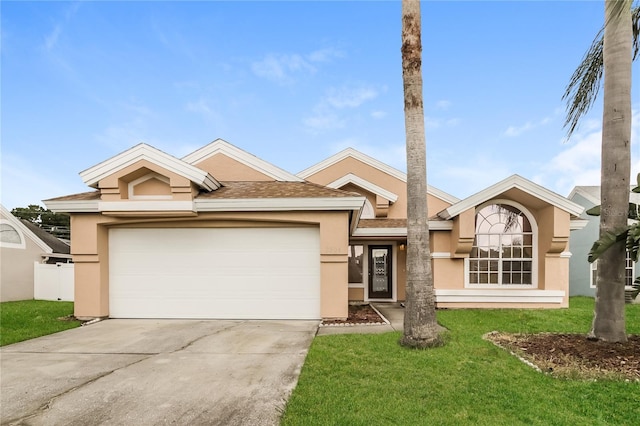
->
left=197, top=181, right=361, bottom=199
left=358, top=219, right=407, bottom=228
left=20, top=219, right=70, bottom=254
left=45, top=191, right=101, bottom=201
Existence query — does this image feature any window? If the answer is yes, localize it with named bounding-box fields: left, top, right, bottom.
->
left=348, top=245, right=364, bottom=284
left=468, top=203, right=534, bottom=286
left=590, top=251, right=636, bottom=288
left=0, top=221, right=24, bottom=248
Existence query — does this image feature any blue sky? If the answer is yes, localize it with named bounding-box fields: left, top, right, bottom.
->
left=1, top=0, right=638, bottom=211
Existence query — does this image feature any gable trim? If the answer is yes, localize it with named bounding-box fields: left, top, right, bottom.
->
left=182, top=138, right=303, bottom=182
left=327, top=173, right=399, bottom=203
left=438, top=174, right=584, bottom=220
left=80, top=144, right=221, bottom=191
left=297, top=148, right=460, bottom=205
left=567, top=186, right=601, bottom=205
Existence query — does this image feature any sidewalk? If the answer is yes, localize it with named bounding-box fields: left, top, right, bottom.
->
left=316, top=303, right=404, bottom=336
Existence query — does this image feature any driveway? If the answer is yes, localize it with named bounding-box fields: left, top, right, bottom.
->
left=1, top=319, right=318, bottom=425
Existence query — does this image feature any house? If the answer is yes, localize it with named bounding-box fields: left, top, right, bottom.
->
left=567, top=186, right=640, bottom=299
left=44, top=139, right=586, bottom=320
left=0, top=205, right=72, bottom=302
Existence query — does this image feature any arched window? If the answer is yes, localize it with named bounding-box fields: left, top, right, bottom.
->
left=360, top=199, right=375, bottom=219
left=0, top=221, right=24, bottom=248
left=468, top=203, right=535, bottom=286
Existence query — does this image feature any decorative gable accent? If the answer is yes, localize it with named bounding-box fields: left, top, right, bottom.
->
left=327, top=173, right=398, bottom=218
left=298, top=148, right=459, bottom=205
left=80, top=144, right=220, bottom=191
left=128, top=172, right=172, bottom=200
left=327, top=174, right=399, bottom=203
left=182, top=138, right=303, bottom=182
left=438, top=175, right=584, bottom=220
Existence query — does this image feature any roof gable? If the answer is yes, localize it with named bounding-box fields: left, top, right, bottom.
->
left=182, top=138, right=303, bottom=182
left=327, top=173, right=399, bottom=203
left=439, top=175, right=584, bottom=219
left=298, top=148, right=459, bottom=205
left=80, top=144, right=221, bottom=191
left=568, top=185, right=640, bottom=205
left=0, top=204, right=53, bottom=253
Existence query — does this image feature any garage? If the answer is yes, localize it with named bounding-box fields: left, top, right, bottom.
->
left=108, top=227, right=321, bottom=319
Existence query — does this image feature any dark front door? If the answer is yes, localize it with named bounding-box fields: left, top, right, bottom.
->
left=368, top=245, right=392, bottom=299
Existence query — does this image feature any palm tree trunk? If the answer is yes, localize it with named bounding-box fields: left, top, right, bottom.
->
left=591, top=0, right=632, bottom=343
left=400, top=0, right=442, bottom=348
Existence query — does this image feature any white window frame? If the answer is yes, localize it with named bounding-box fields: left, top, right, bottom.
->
left=464, top=199, right=538, bottom=289
left=0, top=219, right=26, bottom=249
left=348, top=244, right=365, bottom=288
left=590, top=252, right=637, bottom=288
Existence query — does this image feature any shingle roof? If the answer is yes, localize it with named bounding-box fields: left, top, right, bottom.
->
left=19, top=220, right=70, bottom=254
left=45, top=191, right=101, bottom=202
left=357, top=219, right=407, bottom=228
left=196, top=181, right=361, bottom=199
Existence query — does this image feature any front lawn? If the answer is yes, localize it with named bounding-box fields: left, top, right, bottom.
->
left=0, top=300, right=81, bottom=346
left=282, top=297, right=640, bottom=425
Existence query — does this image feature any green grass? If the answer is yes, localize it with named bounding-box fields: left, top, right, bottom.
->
left=282, top=297, right=640, bottom=425
left=0, top=300, right=81, bottom=346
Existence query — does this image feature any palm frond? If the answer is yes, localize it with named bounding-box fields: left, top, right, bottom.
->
left=588, top=227, right=629, bottom=263
left=562, top=3, right=639, bottom=140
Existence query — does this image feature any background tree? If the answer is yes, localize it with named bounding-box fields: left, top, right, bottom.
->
left=400, top=0, right=442, bottom=348
left=564, top=1, right=633, bottom=342
left=11, top=204, right=70, bottom=239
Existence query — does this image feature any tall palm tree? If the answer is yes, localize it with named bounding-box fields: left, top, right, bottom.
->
left=565, top=1, right=634, bottom=342
left=590, top=0, right=633, bottom=343
left=400, top=0, right=442, bottom=348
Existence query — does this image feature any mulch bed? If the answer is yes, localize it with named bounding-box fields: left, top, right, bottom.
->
left=321, top=304, right=386, bottom=326
left=486, top=332, right=640, bottom=381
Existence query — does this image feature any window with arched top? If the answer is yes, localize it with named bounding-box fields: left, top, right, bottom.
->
left=360, top=199, right=375, bottom=219
left=467, top=202, right=536, bottom=287
left=0, top=221, right=25, bottom=248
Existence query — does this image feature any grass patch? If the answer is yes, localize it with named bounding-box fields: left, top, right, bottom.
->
left=1, top=300, right=81, bottom=346
left=282, top=297, right=640, bottom=425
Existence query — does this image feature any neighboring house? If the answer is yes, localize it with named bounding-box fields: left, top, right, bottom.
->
left=0, top=205, right=72, bottom=302
left=44, top=139, right=585, bottom=320
left=567, top=186, right=640, bottom=298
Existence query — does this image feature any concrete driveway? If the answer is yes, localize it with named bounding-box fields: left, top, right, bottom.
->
left=1, top=319, right=318, bottom=425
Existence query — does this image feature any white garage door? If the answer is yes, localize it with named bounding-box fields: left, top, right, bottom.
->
left=109, top=227, right=320, bottom=319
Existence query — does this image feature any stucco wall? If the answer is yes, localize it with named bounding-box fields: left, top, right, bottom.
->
left=0, top=237, right=41, bottom=302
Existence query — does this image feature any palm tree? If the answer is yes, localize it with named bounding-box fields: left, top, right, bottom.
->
left=400, top=0, right=442, bottom=348
left=563, top=3, right=639, bottom=138
left=565, top=1, right=633, bottom=343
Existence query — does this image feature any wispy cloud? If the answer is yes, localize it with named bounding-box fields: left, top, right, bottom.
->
left=371, top=110, right=387, bottom=119
left=42, top=2, right=81, bottom=52
left=503, top=110, right=558, bottom=138
left=436, top=100, right=452, bottom=110
left=533, top=109, right=639, bottom=196
left=251, top=47, right=344, bottom=85
left=304, top=85, right=379, bottom=132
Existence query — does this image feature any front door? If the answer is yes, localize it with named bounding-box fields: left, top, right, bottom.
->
left=368, top=245, right=392, bottom=299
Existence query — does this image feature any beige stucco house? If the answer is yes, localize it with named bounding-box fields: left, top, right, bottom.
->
left=45, top=139, right=585, bottom=320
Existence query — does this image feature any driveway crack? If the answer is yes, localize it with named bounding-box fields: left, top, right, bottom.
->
left=6, top=354, right=153, bottom=426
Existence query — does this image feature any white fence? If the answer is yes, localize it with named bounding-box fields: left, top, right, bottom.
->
left=34, top=262, right=74, bottom=301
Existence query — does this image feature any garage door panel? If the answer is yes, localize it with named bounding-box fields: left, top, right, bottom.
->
left=109, top=227, right=321, bottom=319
